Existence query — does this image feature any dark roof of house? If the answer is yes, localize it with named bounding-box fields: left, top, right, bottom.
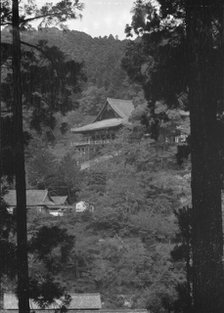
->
left=3, top=190, right=55, bottom=207
left=3, top=293, right=102, bottom=310
left=71, top=98, right=134, bottom=134
left=51, top=196, right=68, bottom=205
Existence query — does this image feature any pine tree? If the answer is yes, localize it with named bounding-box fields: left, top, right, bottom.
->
left=124, top=1, right=224, bottom=311
left=1, top=1, right=83, bottom=312
left=12, top=0, right=30, bottom=310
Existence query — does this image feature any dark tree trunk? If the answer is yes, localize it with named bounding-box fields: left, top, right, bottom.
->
left=185, top=227, right=192, bottom=310
left=0, top=279, right=3, bottom=310
left=0, top=5, right=2, bottom=186
left=12, top=0, right=30, bottom=312
left=186, top=1, right=224, bottom=312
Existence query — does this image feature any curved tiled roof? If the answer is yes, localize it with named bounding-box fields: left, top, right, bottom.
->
left=71, top=98, right=134, bottom=134
left=94, top=98, right=134, bottom=121
left=71, top=118, right=127, bottom=133
left=106, top=98, right=134, bottom=119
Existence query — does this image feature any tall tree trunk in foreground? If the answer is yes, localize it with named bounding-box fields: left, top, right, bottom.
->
left=0, top=2, right=2, bottom=189
left=187, top=1, right=224, bottom=312
left=12, top=0, right=30, bottom=312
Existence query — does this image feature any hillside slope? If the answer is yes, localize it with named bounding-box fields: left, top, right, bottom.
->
left=2, top=27, right=131, bottom=97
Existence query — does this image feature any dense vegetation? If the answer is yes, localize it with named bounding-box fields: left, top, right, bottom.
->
left=1, top=26, right=190, bottom=309
left=1, top=27, right=146, bottom=157
left=123, top=1, right=224, bottom=312
left=24, top=127, right=190, bottom=312
left=2, top=0, right=224, bottom=312
left=2, top=27, right=142, bottom=104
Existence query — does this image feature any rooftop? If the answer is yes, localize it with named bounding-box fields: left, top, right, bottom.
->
left=51, top=196, right=68, bottom=205
left=3, top=190, right=55, bottom=207
left=3, top=293, right=102, bottom=310
left=71, top=118, right=127, bottom=133
left=71, top=98, right=134, bottom=134
left=69, top=293, right=102, bottom=309
left=94, top=98, right=134, bottom=121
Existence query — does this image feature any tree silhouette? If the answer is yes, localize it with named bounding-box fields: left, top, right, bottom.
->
left=124, top=1, right=224, bottom=312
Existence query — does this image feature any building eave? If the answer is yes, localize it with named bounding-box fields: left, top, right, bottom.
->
left=71, top=118, right=126, bottom=133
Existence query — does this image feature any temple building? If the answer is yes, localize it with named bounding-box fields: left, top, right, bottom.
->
left=71, top=98, right=134, bottom=161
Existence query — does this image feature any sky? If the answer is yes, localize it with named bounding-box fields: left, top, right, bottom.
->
left=65, top=0, right=134, bottom=39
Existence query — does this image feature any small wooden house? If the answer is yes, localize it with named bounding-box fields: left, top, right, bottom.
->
left=48, top=196, right=70, bottom=216
left=4, top=191, right=75, bottom=216
left=71, top=98, right=134, bottom=161
left=3, top=190, right=55, bottom=214
left=51, top=196, right=68, bottom=206
left=1, top=293, right=149, bottom=313
left=2, top=293, right=102, bottom=312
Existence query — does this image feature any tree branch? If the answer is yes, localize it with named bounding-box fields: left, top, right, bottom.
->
left=21, top=13, right=66, bottom=24
left=20, top=40, right=53, bottom=61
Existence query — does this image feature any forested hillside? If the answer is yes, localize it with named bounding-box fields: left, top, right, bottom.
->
left=25, top=128, right=190, bottom=312
left=2, top=0, right=224, bottom=312
left=2, top=27, right=141, bottom=101
left=1, top=25, right=190, bottom=313
left=2, top=27, right=145, bottom=156
left=1, top=27, right=141, bottom=167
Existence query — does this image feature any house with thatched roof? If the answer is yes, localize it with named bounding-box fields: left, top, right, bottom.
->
left=71, top=98, right=134, bottom=162
left=1, top=293, right=149, bottom=313
left=3, top=190, right=55, bottom=214
left=48, top=196, right=74, bottom=216
left=51, top=196, right=68, bottom=206
left=1, top=293, right=102, bottom=312
left=3, top=190, right=73, bottom=215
